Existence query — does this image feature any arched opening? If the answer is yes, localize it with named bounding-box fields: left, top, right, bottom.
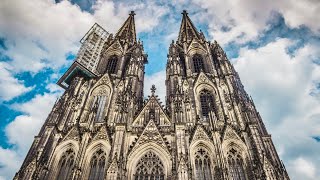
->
left=193, top=54, right=205, bottom=73
left=91, top=95, right=107, bottom=122
left=134, top=151, right=165, bottom=180
left=88, top=149, right=107, bottom=180
left=56, top=148, right=75, bottom=180
left=227, top=148, right=247, bottom=180
left=199, top=90, right=215, bottom=118
left=107, top=55, right=118, bottom=74
left=194, top=147, right=213, bottom=180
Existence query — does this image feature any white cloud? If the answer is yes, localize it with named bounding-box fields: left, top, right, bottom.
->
left=233, top=38, right=320, bottom=179
left=0, top=0, right=168, bottom=74
left=0, top=147, right=21, bottom=180
left=0, top=62, right=33, bottom=101
left=291, top=157, right=316, bottom=179
left=0, top=83, right=62, bottom=179
left=7, top=91, right=61, bottom=151
left=192, top=0, right=320, bottom=45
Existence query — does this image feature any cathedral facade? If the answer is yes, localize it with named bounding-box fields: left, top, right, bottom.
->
left=15, top=11, right=290, bottom=180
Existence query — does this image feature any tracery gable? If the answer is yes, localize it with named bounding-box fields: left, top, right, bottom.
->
left=62, top=126, right=80, bottom=141
left=187, top=39, right=206, bottom=53
left=131, top=96, right=171, bottom=126
left=105, top=39, right=124, bottom=53
left=131, top=120, right=169, bottom=153
left=194, top=72, right=215, bottom=90
left=92, top=73, right=112, bottom=90
left=191, top=125, right=211, bottom=143
left=222, top=126, right=243, bottom=143
left=91, top=126, right=111, bottom=144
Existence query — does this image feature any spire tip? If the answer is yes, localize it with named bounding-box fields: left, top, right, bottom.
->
left=130, top=11, right=135, bottom=16
left=182, top=10, right=188, bottom=15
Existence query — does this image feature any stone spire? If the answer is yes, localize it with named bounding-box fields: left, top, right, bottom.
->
left=177, top=10, right=201, bottom=44
left=114, top=11, right=137, bottom=46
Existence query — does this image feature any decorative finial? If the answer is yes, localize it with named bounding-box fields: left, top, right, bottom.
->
left=182, top=10, right=188, bottom=15
left=130, top=11, right=135, bottom=16
left=151, top=85, right=156, bottom=95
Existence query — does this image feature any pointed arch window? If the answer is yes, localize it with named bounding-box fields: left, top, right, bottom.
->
left=227, top=149, right=247, bottom=180
left=91, top=95, right=107, bottom=122
left=134, top=151, right=165, bottom=180
left=57, top=149, right=75, bottom=180
left=199, top=90, right=215, bottom=118
left=107, top=55, right=118, bottom=74
left=193, top=54, right=205, bottom=73
left=194, top=148, right=213, bottom=180
left=88, top=149, right=106, bottom=180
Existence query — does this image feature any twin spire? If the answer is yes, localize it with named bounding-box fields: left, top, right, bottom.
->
left=177, top=10, right=202, bottom=44
left=114, top=11, right=137, bottom=46
left=114, top=10, right=201, bottom=45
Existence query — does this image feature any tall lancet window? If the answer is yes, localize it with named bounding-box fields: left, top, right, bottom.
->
left=92, top=95, right=107, bottom=122
left=228, top=149, right=246, bottom=180
left=107, top=55, right=118, bottom=74
left=199, top=90, right=215, bottom=118
left=193, top=54, right=205, bottom=73
left=134, top=151, right=165, bottom=180
left=194, top=148, right=213, bottom=180
left=57, top=149, right=75, bottom=180
left=88, top=149, right=106, bottom=180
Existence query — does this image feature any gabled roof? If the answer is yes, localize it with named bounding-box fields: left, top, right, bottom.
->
left=132, top=86, right=171, bottom=126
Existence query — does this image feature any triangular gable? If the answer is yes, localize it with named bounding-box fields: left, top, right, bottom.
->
left=105, top=39, right=124, bottom=53
left=131, top=120, right=169, bottom=152
left=222, top=126, right=242, bottom=142
left=107, top=157, right=118, bottom=174
left=132, top=95, right=171, bottom=126
left=63, top=126, right=80, bottom=141
left=178, top=156, right=187, bottom=169
left=187, top=38, right=207, bottom=52
left=191, top=126, right=211, bottom=143
left=193, top=72, right=215, bottom=90
left=91, top=126, right=110, bottom=144
left=92, top=73, right=112, bottom=89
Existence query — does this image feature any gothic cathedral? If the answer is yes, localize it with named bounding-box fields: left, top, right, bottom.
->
left=15, top=11, right=290, bottom=180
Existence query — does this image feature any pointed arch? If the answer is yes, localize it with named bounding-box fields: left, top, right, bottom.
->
left=106, top=55, right=118, bottom=74
left=222, top=140, right=249, bottom=180
left=199, top=89, right=215, bottom=118
left=190, top=142, right=215, bottom=180
left=56, top=148, right=76, bottom=180
left=89, top=84, right=112, bottom=123
left=227, top=148, right=247, bottom=180
left=194, top=75, right=224, bottom=121
left=134, top=151, right=165, bottom=180
left=192, top=54, right=205, bottom=73
left=82, top=140, right=111, bottom=179
left=127, top=142, right=171, bottom=180
left=88, top=149, right=107, bottom=180
left=47, top=140, right=79, bottom=180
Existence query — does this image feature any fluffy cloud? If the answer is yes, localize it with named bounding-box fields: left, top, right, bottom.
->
left=0, top=62, right=33, bottom=101
left=0, top=0, right=168, bottom=74
left=0, top=0, right=168, bottom=99
left=0, top=86, right=62, bottom=179
left=192, top=0, right=320, bottom=45
left=233, top=38, right=320, bottom=179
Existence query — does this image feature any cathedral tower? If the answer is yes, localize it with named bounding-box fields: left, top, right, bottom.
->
left=15, top=11, right=289, bottom=180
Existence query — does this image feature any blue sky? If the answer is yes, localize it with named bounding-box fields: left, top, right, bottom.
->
left=1, top=0, right=320, bottom=179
